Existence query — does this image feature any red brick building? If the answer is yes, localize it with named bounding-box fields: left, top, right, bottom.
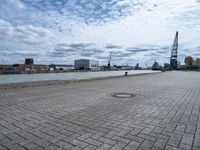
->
left=0, top=58, right=49, bottom=74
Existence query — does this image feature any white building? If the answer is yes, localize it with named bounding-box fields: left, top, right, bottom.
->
left=74, top=59, right=99, bottom=70
left=49, top=64, right=74, bottom=71
left=121, top=66, right=134, bottom=70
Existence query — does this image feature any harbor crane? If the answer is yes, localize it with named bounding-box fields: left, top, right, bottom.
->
left=108, top=52, right=112, bottom=69
left=170, top=31, right=178, bottom=70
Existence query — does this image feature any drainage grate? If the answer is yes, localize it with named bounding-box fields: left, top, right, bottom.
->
left=111, top=92, right=136, bottom=98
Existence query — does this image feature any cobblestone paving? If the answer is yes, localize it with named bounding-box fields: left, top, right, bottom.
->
left=0, top=71, right=200, bottom=150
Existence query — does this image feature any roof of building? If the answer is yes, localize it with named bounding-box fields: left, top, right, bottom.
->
left=49, top=64, right=74, bottom=67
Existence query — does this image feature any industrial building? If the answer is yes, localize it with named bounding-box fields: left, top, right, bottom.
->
left=0, top=65, right=13, bottom=74
left=25, top=58, right=34, bottom=65
left=49, top=64, right=74, bottom=71
left=193, top=58, right=200, bottom=68
left=0, top=58, right=49, bottom=74
left=12, top=64, right=48, bottom=73
left=74, top=59, right=99, bottom=70
left=152, top=61, right=162, bottom=70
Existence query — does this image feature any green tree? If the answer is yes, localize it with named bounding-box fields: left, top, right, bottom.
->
left=184, top=56, right=193, bottom=69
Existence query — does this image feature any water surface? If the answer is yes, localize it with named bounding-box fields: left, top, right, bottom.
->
left=0, top=70, right=159, bottom=85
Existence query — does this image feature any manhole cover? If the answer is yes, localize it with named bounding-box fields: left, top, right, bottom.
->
left=111, top=92, right=136, bottom=98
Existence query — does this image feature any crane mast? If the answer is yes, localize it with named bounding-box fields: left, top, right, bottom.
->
left=170, top=31, right=178, bottom=70
left=108, top=52, right=112, bottom=69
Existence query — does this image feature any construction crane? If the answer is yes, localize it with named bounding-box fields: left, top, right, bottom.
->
left=170, top=31, right=178, bottom=70
left=108, top=52, right=112, bottom=69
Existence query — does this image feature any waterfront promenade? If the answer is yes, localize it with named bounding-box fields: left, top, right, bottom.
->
left=0, top=71, right=199, bottom=150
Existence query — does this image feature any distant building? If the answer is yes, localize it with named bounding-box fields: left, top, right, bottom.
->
left=0, top=65, right=13, bottom=74
left=135, top=63, right=141, bottom=70
left=164, top=63, right=170, bottom=70
left=193, top=58, right=200, bottom=68
left=152, top=61, right=162, bottom=70
left=49, top=64, right=74, bottom=71
left=121, top=65, right=134, bottom=70
left=110, top=66, right=118, bottom=70
left=100, top=66, right=110, bottom=71
left=0, top=59, right=49, bottom=74
left=25, top=58, right=34, bottom=65
left=13, top=64, right=49, bottom=73
left=74, top=59, right=99, bottom=70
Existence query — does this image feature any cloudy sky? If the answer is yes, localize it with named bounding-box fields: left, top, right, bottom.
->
left=0, top=0, right=200, bottom=66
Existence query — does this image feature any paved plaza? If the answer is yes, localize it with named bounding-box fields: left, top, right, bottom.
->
left=0, top=71, right=200, bottom=150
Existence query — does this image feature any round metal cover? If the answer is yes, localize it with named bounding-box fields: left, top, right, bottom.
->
left=111, top=92, right=136, bottom=98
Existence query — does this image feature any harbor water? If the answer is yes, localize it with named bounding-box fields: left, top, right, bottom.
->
left=0, top=70, right=159, bottom=85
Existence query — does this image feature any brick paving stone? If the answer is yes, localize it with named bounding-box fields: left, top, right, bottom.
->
left=24, top=142, right=44, bottom=150
left=2, top=141, right=16, bottom=149
left=9, top=144, right=27, bottom=150
left=129, top=128, right=143, bottom=135
left=56, top=140, right=73, bottom=149
left=167, top=134, right=182, bottom=147
left=192, top=146, right=200, bottom=150
left=0, top=72, right=200, bottom=150
left=124, top=140, right=141, bottom=150
left=77, top=133, right=93, bottom=141
left=70, top=146, right=82, bottom=150
left=138, top=133, right=157, bottom=142
left=103, top=131, right=118, bottom=138
left=141, top=127, right=154, bottom=135
left=5, top=132, right=26, bottom=143
left=70, top=139, right=88, bottom=148
left=84, top=138, right=102, bottom=147
left=154, top=139, right=168, bottom=149
left=152, top=127, right=165, bottom=134
left=194, top=134, right=200, bottom=147
left=149, top=132, right=169, bottom=140
left=180, top=134, right=194, bottom=146
left=48, top=134, right=67, bottom=144
left=0, top=134, right=11, bottom=144
left=139, top=140, right=155, bottom=150
left=125, top=134, right=145, bottom=143
left=109, top=142, right=127, bottom=150
left=116, top=129, right=130, bottom=136
left=63, top=134, right=80, bottom=142
left=98, top=137, right=117, bottom=145
left=3, top=142, right=27, bottom=150
left=45, top=144, right=60, bottom=150
left=165, top=146, right=184, bottom=150
left=0, top=145, right=7, bottom=150
left=111, top=135, right=131, bottom=144
left=91, top=132, right=105, bottom=139
left=151, top=146, right=163, bottom=150
left=33, top=139, right=51, bottom=148
left=179, top=143, right=192, bottom=150
left=82, top=145, right=96, bottom=150
left=95, top=144, right=112, bottom=150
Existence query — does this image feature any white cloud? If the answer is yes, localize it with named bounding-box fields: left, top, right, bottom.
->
left=8, top=0, right=25, bottom=9
left=0, top=19, right=57, bottom=55
left=0, top=0, right=200, bottom=65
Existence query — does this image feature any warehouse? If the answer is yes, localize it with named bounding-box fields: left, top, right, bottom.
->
left=74, top=59, right=99, bottom=70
